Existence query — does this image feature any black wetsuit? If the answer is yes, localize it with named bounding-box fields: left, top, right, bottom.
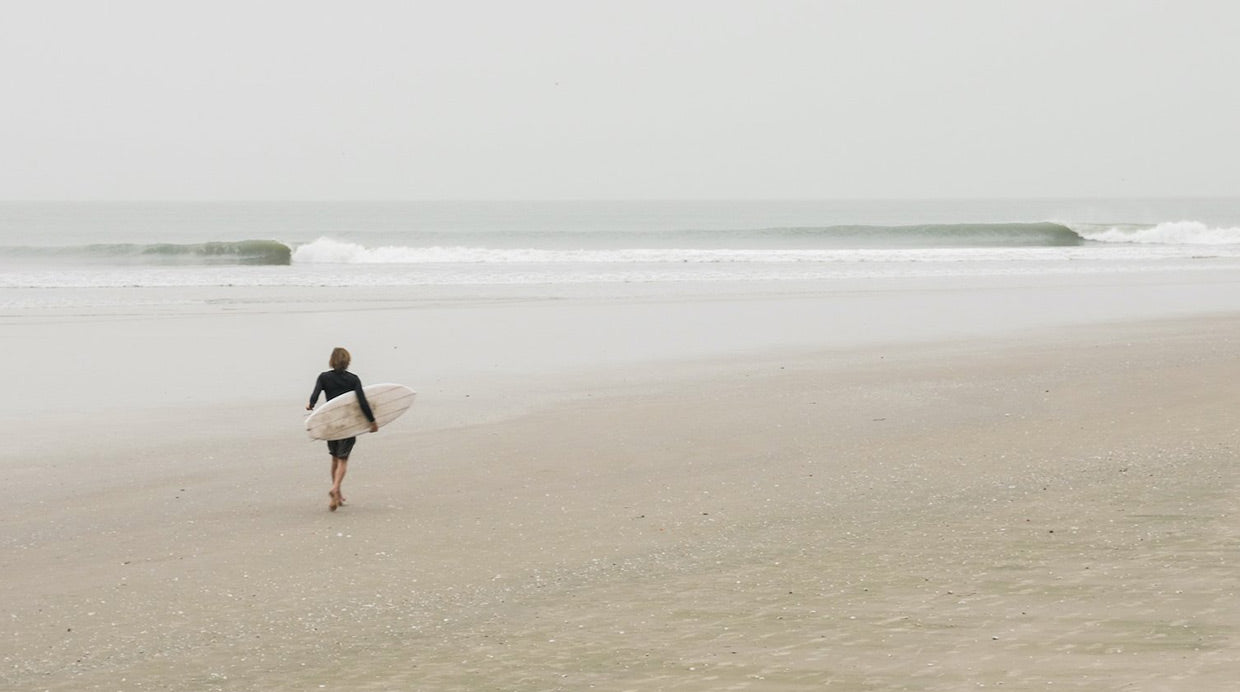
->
left=309, top=369, right=375, bottom=458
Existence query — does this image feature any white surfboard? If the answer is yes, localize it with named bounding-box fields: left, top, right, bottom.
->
left=306, top=383, right=415, bottom=441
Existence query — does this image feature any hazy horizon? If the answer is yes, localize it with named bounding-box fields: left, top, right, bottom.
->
left=4, top=1, right=1238, bottom=201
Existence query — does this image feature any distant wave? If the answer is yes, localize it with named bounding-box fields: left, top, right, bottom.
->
left=1, top=240, right=292, bottom=265
left=692, top=220, right=1240, bottom=247
left=290, top=223, right=1090, bottom=265
left=753, top=222, right=1085, bottom=247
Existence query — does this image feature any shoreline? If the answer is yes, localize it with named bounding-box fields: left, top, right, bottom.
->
left=8, top=264, right=1240, bottom=427
left=5, top=313, right=1240, bottom=689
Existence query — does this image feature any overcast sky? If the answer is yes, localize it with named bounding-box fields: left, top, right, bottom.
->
left=2, top=1, right=1237, bottom=200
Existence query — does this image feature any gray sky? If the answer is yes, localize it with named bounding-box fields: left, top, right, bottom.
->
left=2, top=0, right=1237, bottom=200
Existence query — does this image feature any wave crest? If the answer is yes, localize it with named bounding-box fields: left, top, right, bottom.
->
left=2, top=240, right=292, bottom=265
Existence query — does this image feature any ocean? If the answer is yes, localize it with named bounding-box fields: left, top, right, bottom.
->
left=3, top=199, right=1240, bottom=307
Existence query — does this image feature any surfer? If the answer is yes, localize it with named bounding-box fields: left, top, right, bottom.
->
left=307, top=347, right=378, bottom=511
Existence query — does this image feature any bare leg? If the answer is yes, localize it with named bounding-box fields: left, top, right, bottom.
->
left=329, top=457, right=346, bottom=505
left=329, top=458, right=349, bottom=511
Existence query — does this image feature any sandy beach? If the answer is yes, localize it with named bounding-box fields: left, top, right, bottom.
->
left=4, top=291, right=1239, bottom=690
left=6, top=0, right=1240, bottom=686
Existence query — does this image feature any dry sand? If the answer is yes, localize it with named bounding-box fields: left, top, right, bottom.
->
left=4, top=315, right=1240, bottom=690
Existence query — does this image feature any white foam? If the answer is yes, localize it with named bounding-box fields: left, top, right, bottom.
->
left=1079, top=220, right=1240, bottom=245
left=290, top=237, right=849, bottom=264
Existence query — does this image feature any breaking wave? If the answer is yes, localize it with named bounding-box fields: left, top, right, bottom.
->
left=1073, top=220, right=1240, bottom=245
left=757, top=222, right=1085, bottom=247
left=290, top=223, right=1089, bottom=265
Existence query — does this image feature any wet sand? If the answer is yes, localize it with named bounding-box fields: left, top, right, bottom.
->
left=4, top=314, right=1240, bottom=690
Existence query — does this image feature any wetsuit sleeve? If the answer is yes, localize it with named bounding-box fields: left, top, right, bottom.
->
left=353, top=375, right=376, bottom=422
left=308, top=373, right=325, bottom=408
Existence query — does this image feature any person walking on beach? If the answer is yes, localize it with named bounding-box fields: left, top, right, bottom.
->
left=307, top=347, right=378, bottom=511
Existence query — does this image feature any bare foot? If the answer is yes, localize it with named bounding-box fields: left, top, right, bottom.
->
left=328, top=490, right=341, bottom=511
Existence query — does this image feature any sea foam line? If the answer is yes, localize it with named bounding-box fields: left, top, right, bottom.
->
left=1075, top=220, right=1240, bottom=245
left=289, top=238, right=864, bottom=264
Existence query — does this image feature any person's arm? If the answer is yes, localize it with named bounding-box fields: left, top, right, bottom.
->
left=353, top=376, right=378, bottom=430
left=307, top=373, right=325, bottom=411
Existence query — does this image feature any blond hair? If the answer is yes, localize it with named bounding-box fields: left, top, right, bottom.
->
left=329, top=347, right=351, bottom=371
